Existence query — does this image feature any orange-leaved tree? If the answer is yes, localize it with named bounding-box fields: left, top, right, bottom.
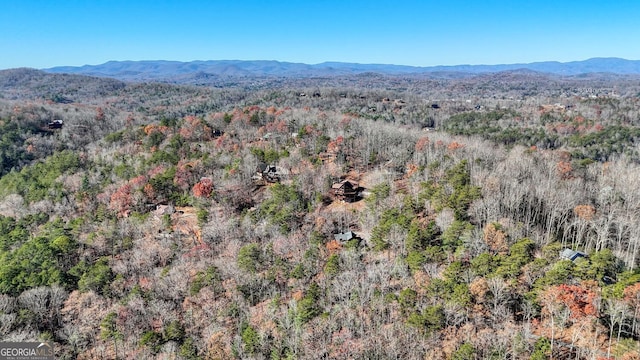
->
left=192, top=178, right=214, bottom=198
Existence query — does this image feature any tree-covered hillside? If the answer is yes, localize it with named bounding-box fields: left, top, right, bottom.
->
left=2, top=71, right=640, bottom=359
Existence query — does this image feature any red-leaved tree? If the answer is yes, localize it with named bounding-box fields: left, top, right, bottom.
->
left=192, top=178, right=214, bottom=198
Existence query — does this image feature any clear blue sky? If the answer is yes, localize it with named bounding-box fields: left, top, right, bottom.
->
left=2, top=0, right=640, bottom=69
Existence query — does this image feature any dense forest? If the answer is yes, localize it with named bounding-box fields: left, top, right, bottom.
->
left=2, top=68, right=640, bottom=359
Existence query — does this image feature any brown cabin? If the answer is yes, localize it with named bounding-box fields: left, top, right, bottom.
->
left=331, top=179, right=359, bottom=202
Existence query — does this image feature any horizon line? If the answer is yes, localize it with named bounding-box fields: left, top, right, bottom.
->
left=35, top=56, right=637, bottom=71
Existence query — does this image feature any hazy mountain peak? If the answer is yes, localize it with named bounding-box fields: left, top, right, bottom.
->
left=41, top=58, right=640, bottom=82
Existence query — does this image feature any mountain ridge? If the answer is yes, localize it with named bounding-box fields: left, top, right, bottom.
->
left=42, top=57, right=640, bottom=82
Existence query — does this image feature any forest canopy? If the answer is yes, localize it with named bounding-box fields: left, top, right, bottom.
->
left=1, top=69, right=640, bottom=359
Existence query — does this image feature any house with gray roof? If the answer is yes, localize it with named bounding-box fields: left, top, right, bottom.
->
left=560, top=249, right=587, bottom=261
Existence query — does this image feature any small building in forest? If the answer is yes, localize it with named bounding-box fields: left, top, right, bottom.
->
left=253, top=163, right=280, bottom=185
left=48, top=119, right=64, bottom=129
left=334, top=231, right=356, bottom=243
left=560, top=249, right=587, bottom=262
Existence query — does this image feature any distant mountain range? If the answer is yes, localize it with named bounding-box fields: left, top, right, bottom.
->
left=41, top=57, right=640, bottom=82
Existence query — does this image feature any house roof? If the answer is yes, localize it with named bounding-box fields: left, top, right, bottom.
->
left=155, top=204, right=175, bottom=216
left=560, top=249, right=587, bottom=261
left=257, top=164, right=276, bottom=173
left=332, top=179, right=358, bottom=189
left=334, top=231, right=355, bottom=242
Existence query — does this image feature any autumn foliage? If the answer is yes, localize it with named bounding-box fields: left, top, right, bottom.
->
left=557, top=161, right=573, bottom=179
left=483, top=222, right=508, bottom=254
left=326, top=136, right=344, bottom=153
left=192, top=178, right=214, bottom=198
left=415, top=136, right=429, bottom=152
left=7, top=67, right=640, bottom=359
left=574, top=204, right=597, bottom=221
left=558, top=283, right=599, bottom=317
left=542, top=283, right=599, bottom=320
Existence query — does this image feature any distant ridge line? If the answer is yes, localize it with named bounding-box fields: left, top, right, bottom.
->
left=42, top=58, right=640, bottom=81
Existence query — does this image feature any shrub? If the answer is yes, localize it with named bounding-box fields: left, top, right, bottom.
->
left=324, top=254, right=340, bottom=277
left=163, top=320, right=185, bottom=342
left=100, top=312, right=122, bottom=341
left=451, top=342, right=476, bottom=360
left=471, top=252, right=496, bottom=277
left=296, top=282, right=322, bottom=324
left=365, top=182, right=391, bottom=206
left=423, top=305, right=445, bottom=333
left=441, top=220, right=473, bottom=251
left=179, top=338, right=199, bottom=360
left=370, top=207, right=413, bottom=251
left=241, top=322, right=260, bottom=355
left=290, top=263, right=305, bottom=280
left=398, top=288, right=418, bottom=312
left=140, top=331, right=164, bottom=354
left=406, top=251, right=426, bottom=272
left=256, top=183, right=308, bottom=233
left=406, top=220, right=439, bottom=253
left=196, top=208, right=209, bottom=226
left=530, top=337, right=551, bottom=360
left=70, top=257, right=113, bottom=295
left=189, top=266, right=221, bottom=296
left=237, top=244, right=262, bottom=273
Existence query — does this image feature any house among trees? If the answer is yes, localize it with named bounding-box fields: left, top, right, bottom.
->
left=333, top=231, right=356, bottom=243
left=331, top=179, right=360, bottom=202
left=560, top=248, right=587, bottom=261
left=48, top=119, right=64, bottom=129
left=253, top=163, right=280, bottom=185
left=154, top=204, right=175, bottom=216
left=212, top=129, right=224, bottom=137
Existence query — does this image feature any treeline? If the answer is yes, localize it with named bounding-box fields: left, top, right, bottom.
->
left=443, top=108, right=640, bottom=162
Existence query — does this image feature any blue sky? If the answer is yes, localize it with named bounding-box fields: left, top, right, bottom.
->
left=2, top=0, right=640, bottom=69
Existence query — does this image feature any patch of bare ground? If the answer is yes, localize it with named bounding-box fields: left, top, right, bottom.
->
left=359, top=168, right=395, bottom=189
left=171, top=206, right=201, bottom=246
left=148, top=204, right=214, bottom=262
left=324, top=199, right=366, bottom=213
